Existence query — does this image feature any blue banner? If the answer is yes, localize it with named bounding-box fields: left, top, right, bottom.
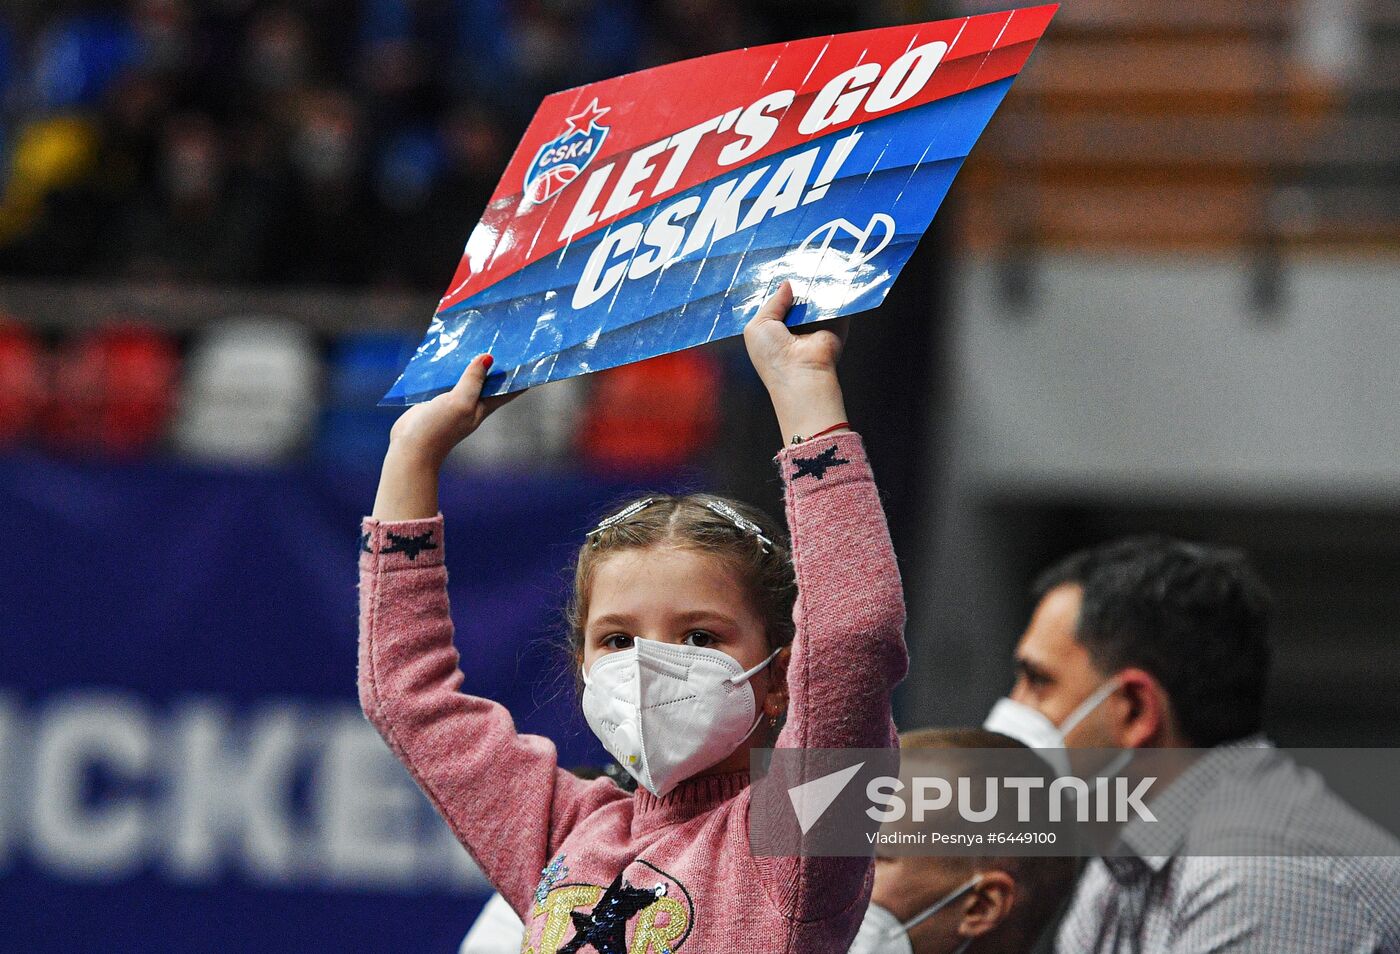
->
left=0, top=452, right=652, bottom=952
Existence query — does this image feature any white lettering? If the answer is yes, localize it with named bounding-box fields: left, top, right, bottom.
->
left=679, top=166, right=770, bottom=258
left=4, top=692, right=486, bottom=892
left=718, top=90, right=795, bottom=165
left=799, top=62, right=881, bottom=135
left=1095, top=776, right=1112, bottom=823
left=629, top=197, right=701, bottom=280
left=31, top=693, right=152, bottom=879
left=166, top=702, right=300, bottom=884
left=317, top=714, right=424, bottom=889
left=910, top=777, right=951, bottom=821
left=0, top=692, right=16, bottom=873
left=652, top=109, right=739, bottom=196
left=865, top=41, right=948, bottom=112
left=864, top=776, right=904, bottom=823
left=573, top=223, right=645, bottom=309
left=1119, top=776, right=1157, bottom=823
left=738, top=148, right=819, bottom=231
left=558, top=161, right=616, bottom=241
left=1049, top=776, right=1090, bottom=822
left=600, top=139, right=672, bottom=220
left=1003, top=776, right=1045, bottom=822
left=958, top=776, right=999, bottom=824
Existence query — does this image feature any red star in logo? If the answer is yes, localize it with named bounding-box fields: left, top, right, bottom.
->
left=563, top=97, right=610, bottom=136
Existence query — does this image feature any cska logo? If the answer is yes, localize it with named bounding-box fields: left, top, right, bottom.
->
left=522, top=97, right=611, bottom=208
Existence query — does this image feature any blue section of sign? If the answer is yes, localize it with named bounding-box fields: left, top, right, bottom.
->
left=0, top=452, right=648, bottom=953
left=384, top=77, right=1014, bottom=404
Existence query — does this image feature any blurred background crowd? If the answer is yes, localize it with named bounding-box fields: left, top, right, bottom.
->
left=0, top=0, right=1390, bottom=287
left=0, top=1, right=1394, bottom=470
left=0, top=0, right=895, bottom=478
left=0, top=0, right=869, bottom=287
left=2, top=1, right=1397, bottom=952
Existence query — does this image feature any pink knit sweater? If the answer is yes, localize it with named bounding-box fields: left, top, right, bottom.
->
left=358, top=432, right=907, bottom=953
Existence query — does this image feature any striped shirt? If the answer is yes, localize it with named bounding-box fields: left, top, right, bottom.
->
left=1056, top=737, right=1400, bottom=953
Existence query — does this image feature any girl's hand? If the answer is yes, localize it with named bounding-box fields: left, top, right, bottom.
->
left=372, top=354, right=520, bottom=520
left=743, top=280, right=849, bottom=382
left=387, top=354, right=518, bottom=465
left=743, top=281, right=852, bottom=445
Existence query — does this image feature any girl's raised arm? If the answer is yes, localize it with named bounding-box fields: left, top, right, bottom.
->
left=371, top=354, right=515, bottom=521
left=359, top=357, right=625, bottom=915
left=740, top=281, right=853, bottom=450
left=743, top=282, right=910, bottom=918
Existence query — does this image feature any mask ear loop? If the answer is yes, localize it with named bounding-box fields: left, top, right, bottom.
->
left=726, top=646, right=784, bottom=686
left=726, top=646, right=785, bottom=740
left=898, top=874, right=983, bottom=936
left=1057, top=676, right=1123, bottom=737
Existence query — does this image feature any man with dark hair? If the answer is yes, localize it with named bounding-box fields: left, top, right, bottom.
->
left=1011, top=535, right=1273, bottom=751
left=985, top=536, right=1400, bottom=954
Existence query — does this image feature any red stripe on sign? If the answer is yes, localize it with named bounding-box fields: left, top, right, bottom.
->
left=437, top=5, right=1055, bottom=312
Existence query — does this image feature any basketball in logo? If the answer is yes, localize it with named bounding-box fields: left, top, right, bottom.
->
left=526, top=165, right=579, bottom=205
left=522, top=97, right=610, bottom=208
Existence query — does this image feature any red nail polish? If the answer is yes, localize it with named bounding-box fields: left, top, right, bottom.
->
left=481, top=354, right=494, bottom=370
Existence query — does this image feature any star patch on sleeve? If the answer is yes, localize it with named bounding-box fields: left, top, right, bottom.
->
left=381, top=530, right=438, bottom=560
left=359, top=531, right=373, bottom=554
left=791, top=444, right=850, bottom=481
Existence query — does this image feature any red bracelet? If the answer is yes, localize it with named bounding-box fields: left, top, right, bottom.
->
left=790, top=421, right=851, bottom=446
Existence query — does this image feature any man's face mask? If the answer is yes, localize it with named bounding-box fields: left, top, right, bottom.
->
left=849, top=875, right=982, bottom=954
left=982, top=677, right=1121, bottom=775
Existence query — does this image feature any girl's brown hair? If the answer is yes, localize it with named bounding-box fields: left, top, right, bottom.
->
left=564, top=493, right=797, bottom=661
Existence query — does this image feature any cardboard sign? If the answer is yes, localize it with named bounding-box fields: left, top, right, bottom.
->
left=383, top=5, right=1057, bottom=403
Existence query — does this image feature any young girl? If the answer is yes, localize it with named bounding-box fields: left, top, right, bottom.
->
left=359, top=281, right=907, bottom=953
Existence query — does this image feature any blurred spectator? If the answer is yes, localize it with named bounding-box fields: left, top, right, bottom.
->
left=0, top=115, right=103, bottom=272
left=1295, top=0, right=1365, bottom=85
left=243, top=6, right=316, bottom=97
left=372, top=103, right=504, bottom=288
left=275, top=88, right=372, bottom=284
left=0, top=0, right=805, bottom=290
left=120, top=111, right=273, bottom=282
left=30, top=10, right=139, bottom=112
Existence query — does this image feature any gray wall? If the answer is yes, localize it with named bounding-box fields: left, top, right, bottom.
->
left=903, top=257, right=1400, bottom=745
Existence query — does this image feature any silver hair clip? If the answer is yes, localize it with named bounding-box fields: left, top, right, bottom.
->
left=587, top=498, right=655, bottom=542
left=704, top=500, right=774, bottom=552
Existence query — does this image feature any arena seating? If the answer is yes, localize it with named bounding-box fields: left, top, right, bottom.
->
left=317, top=331, right=421, bottom=467
left=43, top=322, right=179, bottom=456
left=960, top=0, right=1400, bottom=252
left=173, top=317, right=320, bottom=464
left=577, top=351, right=721, bottom=473
left=0, top=318, right=43, bottom=446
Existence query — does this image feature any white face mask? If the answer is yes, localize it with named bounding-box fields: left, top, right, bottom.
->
left=581, top=638, right=780, bottom=797
left=849, top=876, right=982, bottom=954
left=982, top=678, right=1121, bottom=776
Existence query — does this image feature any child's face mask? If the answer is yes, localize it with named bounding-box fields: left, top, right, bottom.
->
left=582, top=638, right=781, bottom=797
